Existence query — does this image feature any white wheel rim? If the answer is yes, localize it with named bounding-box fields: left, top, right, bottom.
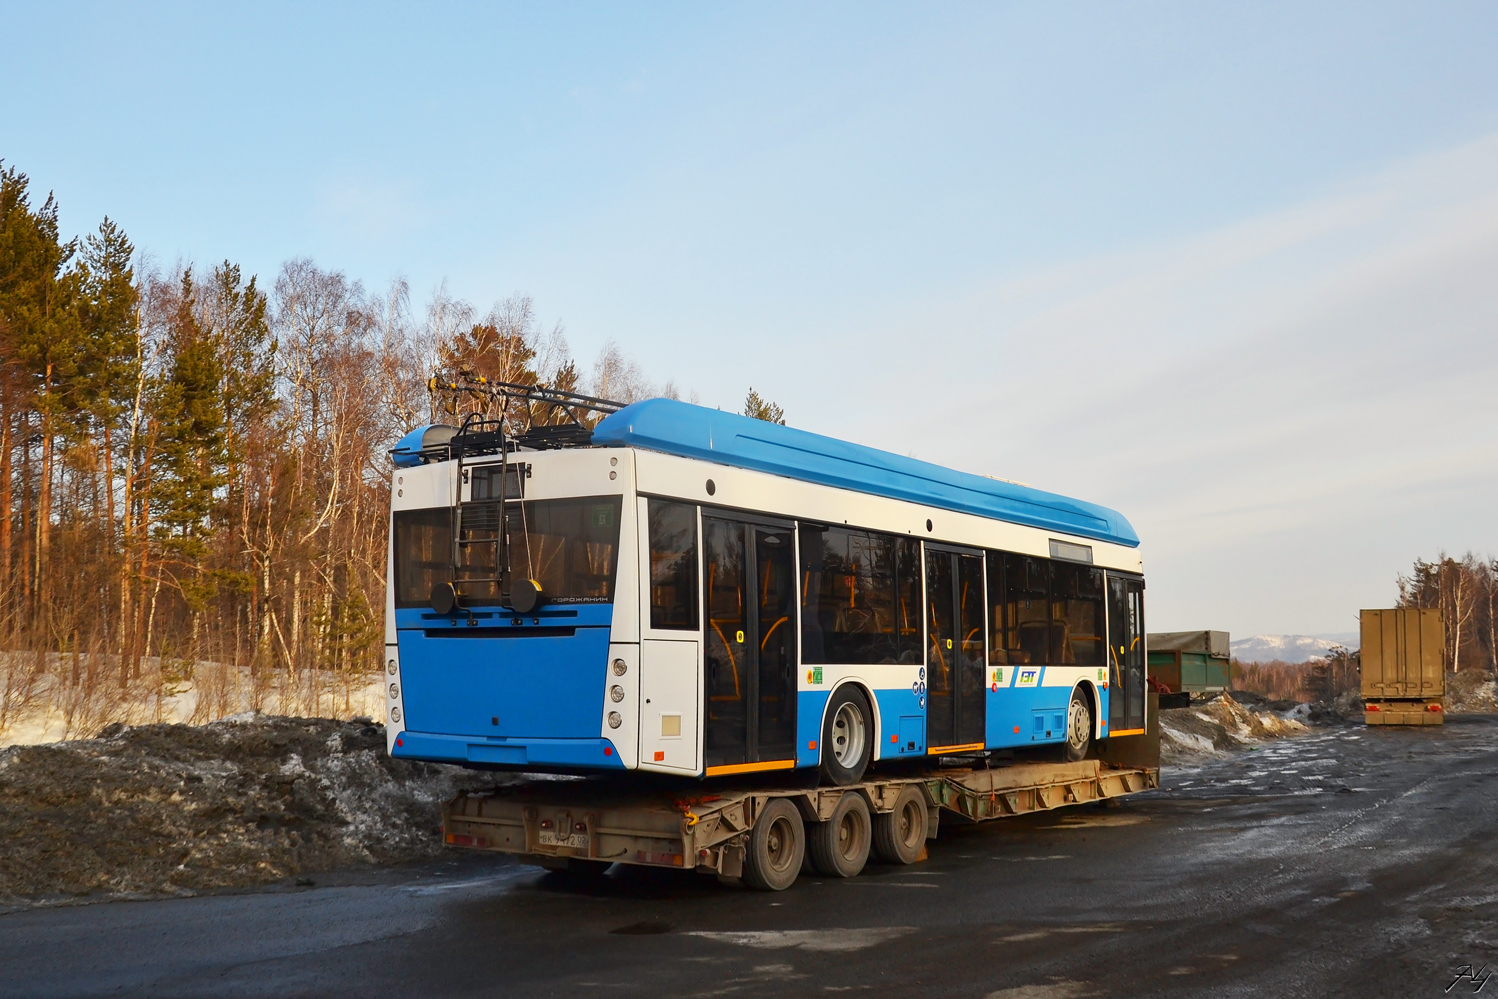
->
left=831, top=700, right=867, bottom=768
left=1068, top=699, right=1089, bottom=751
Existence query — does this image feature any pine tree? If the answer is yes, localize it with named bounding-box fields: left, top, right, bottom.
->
left=743, top=387, right=786, bottom=425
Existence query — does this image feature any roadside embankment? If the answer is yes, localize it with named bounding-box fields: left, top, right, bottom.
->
left=0, top=714, right=505, bottom=906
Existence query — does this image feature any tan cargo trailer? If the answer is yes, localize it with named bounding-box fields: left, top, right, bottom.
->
left=1361, top=608, right=1444, bottom=725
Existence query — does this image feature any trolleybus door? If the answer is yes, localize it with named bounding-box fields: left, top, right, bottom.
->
left=926, top=546, right=987, bottom=752
left=1106, top=575, right=1146, bottom=735
left=701, top=514, right=798, bottom=773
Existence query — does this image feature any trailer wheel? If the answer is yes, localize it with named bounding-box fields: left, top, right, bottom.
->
left=808, top=792, right=872, bottom=878
left=819, top=685, right=873, bottom=786
left=743, top=798, right=805, bottom=891
left=1063, top=687, right=1093, bottom=762
left=873, top=785, right=927, bottom=865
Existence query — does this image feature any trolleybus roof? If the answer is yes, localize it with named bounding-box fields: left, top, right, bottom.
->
left=592, top=398, right=1138, bottom=547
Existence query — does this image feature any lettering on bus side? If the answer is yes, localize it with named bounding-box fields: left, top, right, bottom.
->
left=1015, top=668, right=1041, bottom=688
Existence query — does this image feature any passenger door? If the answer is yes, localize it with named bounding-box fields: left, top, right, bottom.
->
left=1107, top=575, right=1146, bottom=735
left=701, top=514, right=798, bottom=773
left=926, top=547, right=987, bottom=752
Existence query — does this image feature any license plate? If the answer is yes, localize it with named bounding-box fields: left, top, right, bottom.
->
left=538, top=829, right=589, bottom=850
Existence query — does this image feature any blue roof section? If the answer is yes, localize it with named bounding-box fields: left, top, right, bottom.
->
left=591, top=399, right=1139, bottom=548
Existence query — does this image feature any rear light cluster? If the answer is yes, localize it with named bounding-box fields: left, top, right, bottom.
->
left=387, top=657, right=404, bottom=727
left=607, top=657, right=627, bottom=728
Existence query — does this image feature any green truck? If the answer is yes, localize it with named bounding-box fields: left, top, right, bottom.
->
left=1147, top=630, right=1231, bottom=695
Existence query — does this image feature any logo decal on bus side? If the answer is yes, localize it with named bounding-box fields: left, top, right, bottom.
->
left=1016, top=668, right=1041, bottom=688
left=805, top=667, right=824, bottom=685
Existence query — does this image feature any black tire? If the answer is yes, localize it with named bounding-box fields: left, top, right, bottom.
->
left=807, top=792, right=872, bottom=878
left=819, top=685, right=873, bottom=786
left=872, top=784, right=928, bottom=865
left=743, top=798, right=805, bottom=891
left=1063, top=687, right=1093, bottom=762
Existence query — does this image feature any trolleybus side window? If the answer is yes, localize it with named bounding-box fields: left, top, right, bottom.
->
left=1049, top=562, right=1105, bottom=666
left=799, top=525, right=921, bottom=665
left=647, top=499, right=698, bottom=629
left=1002, top=553, right=1050, bottom=664
left=393, top=508, right=453, bottom=608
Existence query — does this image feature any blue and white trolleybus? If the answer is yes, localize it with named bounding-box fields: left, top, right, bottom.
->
left=384, top=387, right=1146, bottom=789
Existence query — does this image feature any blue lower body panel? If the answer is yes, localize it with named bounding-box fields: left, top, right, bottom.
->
left=874, top=688, right=926, bottom=758
left=795, top=686, right=927, bottom=767
left=393, top=730, right=625, bottom=769
left=796, top=690, right=830, bottom=767
left=397, top=626, right=611, bottom=739
left=986, top=680, right=1071, bottom=750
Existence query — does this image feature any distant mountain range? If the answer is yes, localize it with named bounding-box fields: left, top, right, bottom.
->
left=1230, top=633, right=1360, bottom=664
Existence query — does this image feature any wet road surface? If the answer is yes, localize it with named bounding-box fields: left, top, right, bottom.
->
left=3, top=716, right=1497, bottom=998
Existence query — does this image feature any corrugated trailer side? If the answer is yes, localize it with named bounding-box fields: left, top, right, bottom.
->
left=1361, top=608, right=1444, bottom=725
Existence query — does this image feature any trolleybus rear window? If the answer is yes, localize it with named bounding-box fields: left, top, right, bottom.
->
left=393, top=497, right=623, bottom=608
left=393, top=508, right=452, bottom=609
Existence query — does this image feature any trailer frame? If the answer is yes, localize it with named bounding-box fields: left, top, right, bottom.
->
left=443, top=758, right=1158, bottom=886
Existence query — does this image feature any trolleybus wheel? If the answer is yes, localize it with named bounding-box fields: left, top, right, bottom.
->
left=743, top=798, right=805, bottom=891
left=1063, top=688, right=1093, bottom=762
left=872, top=784, right=928, bottom=865
left=819, top=685, right=872, bottom=786
left=808, top=791, right=872, bottom=878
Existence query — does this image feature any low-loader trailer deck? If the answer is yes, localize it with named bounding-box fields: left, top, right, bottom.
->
left=442, top=700, right=1160, bottom=891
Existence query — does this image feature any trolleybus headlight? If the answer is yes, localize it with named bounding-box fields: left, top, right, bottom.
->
left=390, top=706, right=402, bottom=723
left=610, top=685, right=625, bottom=702
left=612, top=658, right=627, bottom=676
left=389, top=683, right=399, bottom=699
left=387, top=659, right=398, bottom=676
left=607, top=711, right=622, bottom=728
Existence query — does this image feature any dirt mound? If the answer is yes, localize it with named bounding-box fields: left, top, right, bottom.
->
left=0, top=714, right=508, bottom=903
left=1159, top=692, right=1307, bottom=763
left=1448, top=670, right=1498, bottom=712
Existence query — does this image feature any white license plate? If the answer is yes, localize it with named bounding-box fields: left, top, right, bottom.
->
left=538, top=829, right=589, bottom=850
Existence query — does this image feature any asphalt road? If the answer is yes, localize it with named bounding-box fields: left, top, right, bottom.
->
left=4, top=717, right=1497, bottom=999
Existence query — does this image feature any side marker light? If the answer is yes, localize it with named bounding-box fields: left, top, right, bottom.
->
left=654, top=750, right=665, bottom=761
left=1366, top=704, right=1380, bottom=711
left=1428, top=703, right=1443, bottom=712
left=604, top=747, right=612, bottom=756
left=396, top=738, right=403, bottom=747
left=808, top=740, right=817, bottom=751
left=891, top=734, right=897, bottom=743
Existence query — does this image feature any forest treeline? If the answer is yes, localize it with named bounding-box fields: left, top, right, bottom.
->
left=1397, top=552, right=1498, bottom=677
left=0, top=163, right=686, bottom=734
left=1232, top=552, right=1498, bottom=705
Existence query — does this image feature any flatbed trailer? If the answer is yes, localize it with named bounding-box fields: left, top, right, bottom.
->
left=442, top=700, right=1160, bottom=891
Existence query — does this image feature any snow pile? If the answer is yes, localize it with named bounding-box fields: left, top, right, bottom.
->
left=0, top=715, right=508, bottom=903
left=1448, top=671, right=1498, bottom=712
left=1158, top=693, right=1308, bottom=763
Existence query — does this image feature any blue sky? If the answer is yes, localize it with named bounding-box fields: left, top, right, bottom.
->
left=6, top=2, right=1498, bottom=637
